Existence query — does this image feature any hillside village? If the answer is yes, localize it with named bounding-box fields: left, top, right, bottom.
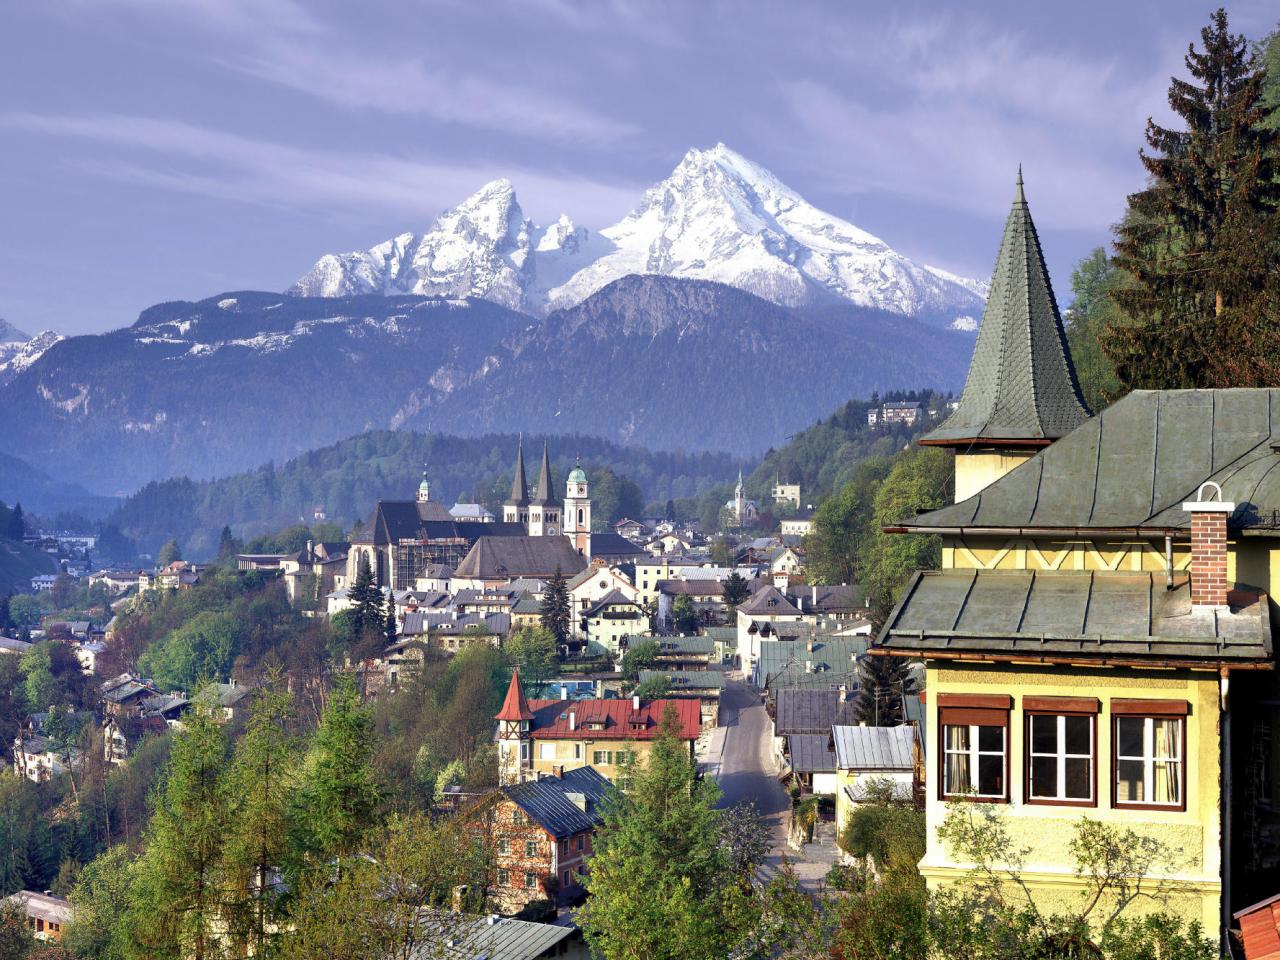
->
left=0, top=7, right=1279, bottom=960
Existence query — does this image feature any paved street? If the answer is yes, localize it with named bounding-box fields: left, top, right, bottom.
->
left=702, top=674, right=838, bottom=889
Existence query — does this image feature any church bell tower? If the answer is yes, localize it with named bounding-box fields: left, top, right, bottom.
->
left=564, top=457, right=591, bottom=555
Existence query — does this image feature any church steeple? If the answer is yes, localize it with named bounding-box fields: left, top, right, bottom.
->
left=920, top=171, right=1091, bottom=501
left=527, top=440, right=561, bottom=536
left=530, top=440, right=559, bottom=507
left=503, top=441, right=530, bottom=525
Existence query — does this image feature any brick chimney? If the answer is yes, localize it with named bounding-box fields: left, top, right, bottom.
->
left=1181, top=481, right=1234, bottom=607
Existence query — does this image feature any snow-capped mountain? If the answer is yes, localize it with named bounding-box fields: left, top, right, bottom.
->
left=291, top=179, right=606, bottom=313
left=291, top=145, right=987, bottom=327
left=0, top=326, right=62, bottom=388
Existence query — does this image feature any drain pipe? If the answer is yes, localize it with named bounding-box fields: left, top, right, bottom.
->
left=1165, top=535, right=1174, bottom=589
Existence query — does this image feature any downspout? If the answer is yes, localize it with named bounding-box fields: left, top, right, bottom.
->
left=1220, top=668, right=1231, bottom=954
left=1165, top=535, right=1173, bottom=589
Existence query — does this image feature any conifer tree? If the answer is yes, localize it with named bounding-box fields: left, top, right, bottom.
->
left=855, top=654, right=915, bottom=726
left=383, top=593, right=398, bottom=646
left=219, top=683, right=298, bottom=956
left=1106, top=8, right=1280, bottom=388
left=348, top=554, right=382, bottom=636
left=579, top=706, right=758, bottom=960
left=157, top=538, right=182, bottom=567
left=540, top=567, right=572, bottom=648
left=6, top=503, right=23, bottom=541
left=123, top=712, right=228, bottom=960
left=287, top=675, right=381, bottom=874
left=722, top=570, right=750, bottom=607
left=215, top=525, right=238, bottom=567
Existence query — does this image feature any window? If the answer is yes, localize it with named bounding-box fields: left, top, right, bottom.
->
left=1113, top=700, right=1188, bottom=809
left=525, top=839, right=539, bottom=857
left=564, top=870, right=572, bottom=886
left=1025, top=697, right=1098, bottom=805
left=938, top=694, right=1011, bottom=801
left=560, top=839, right=569, bottom=856
left=593, top=750, right=611, bottom=765
left=497, top=838, right=508, bottom=854
left=574, top=743, right=582, bottom=760
left=576, top=836, right=585, bottom=852
left=497, top=868, right=509, bottom=886
left=524, top=872, right=538, bottom=889
left=512, top=809, right=526, bottom=825
left=539, top=742, right=557, bottom=760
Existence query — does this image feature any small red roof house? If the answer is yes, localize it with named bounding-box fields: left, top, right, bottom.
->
left=495, top=671, right=699, bottom=786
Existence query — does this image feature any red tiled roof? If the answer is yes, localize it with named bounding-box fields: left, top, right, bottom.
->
left=527, top=698, right=700, bottom=741
left=495, top=671, right=534, bottom=722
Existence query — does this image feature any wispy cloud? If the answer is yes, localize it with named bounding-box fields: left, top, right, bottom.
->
left=55, top=0, right=325, bottom=35
left=769, top=10, right=1173, bottom=232
left=3, top=113, right=640, bottom=227
left=224, top=41, right=640, bottom=144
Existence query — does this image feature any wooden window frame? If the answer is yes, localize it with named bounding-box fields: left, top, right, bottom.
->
left=938, top=695, right=1011, bottom=803
left=1023, top=700, right=1099, bottom=809
left=1110, top=704, right=1188, bottom=813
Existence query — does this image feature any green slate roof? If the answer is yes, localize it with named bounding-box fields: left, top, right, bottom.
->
left=921, top=172, right=1090, bottom=446
left=878, top=569, right=1271, bottom=665
left=904, top=389, right=1280, bottom=534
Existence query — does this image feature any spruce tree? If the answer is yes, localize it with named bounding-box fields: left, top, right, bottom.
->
left=220, top=684, right=298, bottom=956
left=855, top=654, right=916, bottom=726
left=579, top=706, right=758, bottom=960
left=383, top=593, right=398, bottom=646
left=123, top=713, right=228, bottom=960
left=540, top=567, right=572, bottom=648
left=7, top=503, right=23, bottom=541
left=1107, top=8, right=1280, bottom=389
left=348, top=555, right=382, bottom=636
left=215, top=526, right=238, bottom=567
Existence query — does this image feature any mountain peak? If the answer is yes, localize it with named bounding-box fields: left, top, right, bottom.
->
left=0, top=319, right=31, bottom=344
left=291, top=147, right=987, bottom=327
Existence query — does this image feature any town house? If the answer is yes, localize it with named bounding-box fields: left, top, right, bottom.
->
left=495, top=671, right=701, bottom=786
left=873, top=174, right=1280, bottom=937
left=464, top=765, right=611, bottom=914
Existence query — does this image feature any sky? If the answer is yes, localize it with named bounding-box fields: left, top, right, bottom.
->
left=1, top=0, right=1277, bottom=337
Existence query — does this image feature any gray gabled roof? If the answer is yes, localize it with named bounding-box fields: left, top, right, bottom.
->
left=500, top=765, right=612, bottom=838
left=454, top=536, right=587, bottom=580
left=831, top=725, right=915, bottom=771
left=637, top=669, right=726, bottom=691
left=921, top=173, right=1089, bottom=446
left=906, top=389, right=1280, bottom=534
left=787, top=733, right=837, bottom=774
left=775, top=688, right=857, bottom=735
left=877, top=569, right=1272, bottom=666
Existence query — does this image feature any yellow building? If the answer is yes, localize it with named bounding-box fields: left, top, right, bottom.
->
left=873, top=173, right=1280, bottom=942
left=495, top=671, right=700, bottom=786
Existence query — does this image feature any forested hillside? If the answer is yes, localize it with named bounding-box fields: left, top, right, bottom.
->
left=741, top=390, right=952, bottom=508
left=107, top=430, right=742, bottom=557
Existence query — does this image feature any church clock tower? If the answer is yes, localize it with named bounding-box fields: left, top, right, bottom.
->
left=564, top=457, right=591, bottom=555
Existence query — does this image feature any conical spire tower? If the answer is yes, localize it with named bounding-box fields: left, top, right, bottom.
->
left=921, top=171, right=1089, bottom=449
left=505, top=441, right=529, bottom=508
left=530, top=440, right=561, bottom=507
left=920, top=172, right=1090, bottom=502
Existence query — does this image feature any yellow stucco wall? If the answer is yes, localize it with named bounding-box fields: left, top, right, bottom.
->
left=923, top=661, right=1222, bottom=931
left=954, top=449, right=1038, bottom=502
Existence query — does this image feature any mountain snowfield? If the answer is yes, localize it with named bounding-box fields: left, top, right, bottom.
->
left=291, top=144, right=988, bottom=328
left=0, top=321, right=62, bottom=387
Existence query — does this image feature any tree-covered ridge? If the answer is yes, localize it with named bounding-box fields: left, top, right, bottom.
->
left=107, top=429, right=743, bottom=557
left=742, top=390, right=952, bottom=508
